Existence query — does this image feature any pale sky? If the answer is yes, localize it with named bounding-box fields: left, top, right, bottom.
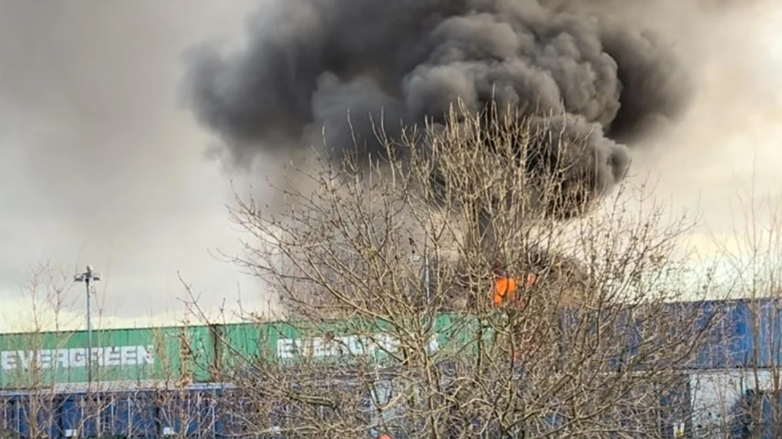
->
left=623, top=1, right=782, bottom=285
left=0, top=1, right=267, bottom=331
left=0, top=1, right=780, bottom=332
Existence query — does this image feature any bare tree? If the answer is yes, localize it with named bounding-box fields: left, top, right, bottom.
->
left=0, top=264, right=228, bottom=439
left=217, top=105, right=721, bottom=439
left=0, top=263, right=122, bottom=439
left=698, top=188, right=782, bottom=439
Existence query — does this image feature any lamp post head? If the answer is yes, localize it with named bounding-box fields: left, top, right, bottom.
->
left=74, top=265, right=102, bottom=283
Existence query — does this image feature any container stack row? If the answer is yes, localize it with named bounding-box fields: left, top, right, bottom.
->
left=0, top=297, right=779, bottom=437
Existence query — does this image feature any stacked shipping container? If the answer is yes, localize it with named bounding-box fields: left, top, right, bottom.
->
left=0, top=298, right=779, bottom=438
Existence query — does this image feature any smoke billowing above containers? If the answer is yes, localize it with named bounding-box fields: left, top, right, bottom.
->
left=183, top=0, right=692, bottom=218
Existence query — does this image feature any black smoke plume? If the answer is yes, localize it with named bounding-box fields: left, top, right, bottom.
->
left=184, top=0, right=692, bottom=218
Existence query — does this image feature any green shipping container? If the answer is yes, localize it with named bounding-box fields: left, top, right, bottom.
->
left=216, top=313, right=489, bottom=368
left=0, top=325, right=218, bottom=389
left=0, top=313, right=487, bottom=390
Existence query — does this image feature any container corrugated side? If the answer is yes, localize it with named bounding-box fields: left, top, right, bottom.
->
left=0, top=326, right=217, bottom=388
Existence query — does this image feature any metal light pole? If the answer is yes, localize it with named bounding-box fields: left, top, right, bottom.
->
left=74, top=265, right=101, bottom=385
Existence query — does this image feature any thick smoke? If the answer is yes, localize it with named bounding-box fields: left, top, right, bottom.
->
left=184, top=0, right=691, bottom=217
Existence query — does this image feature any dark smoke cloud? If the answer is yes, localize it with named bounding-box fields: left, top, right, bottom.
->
left=183, top=0, right=692, bottom=216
